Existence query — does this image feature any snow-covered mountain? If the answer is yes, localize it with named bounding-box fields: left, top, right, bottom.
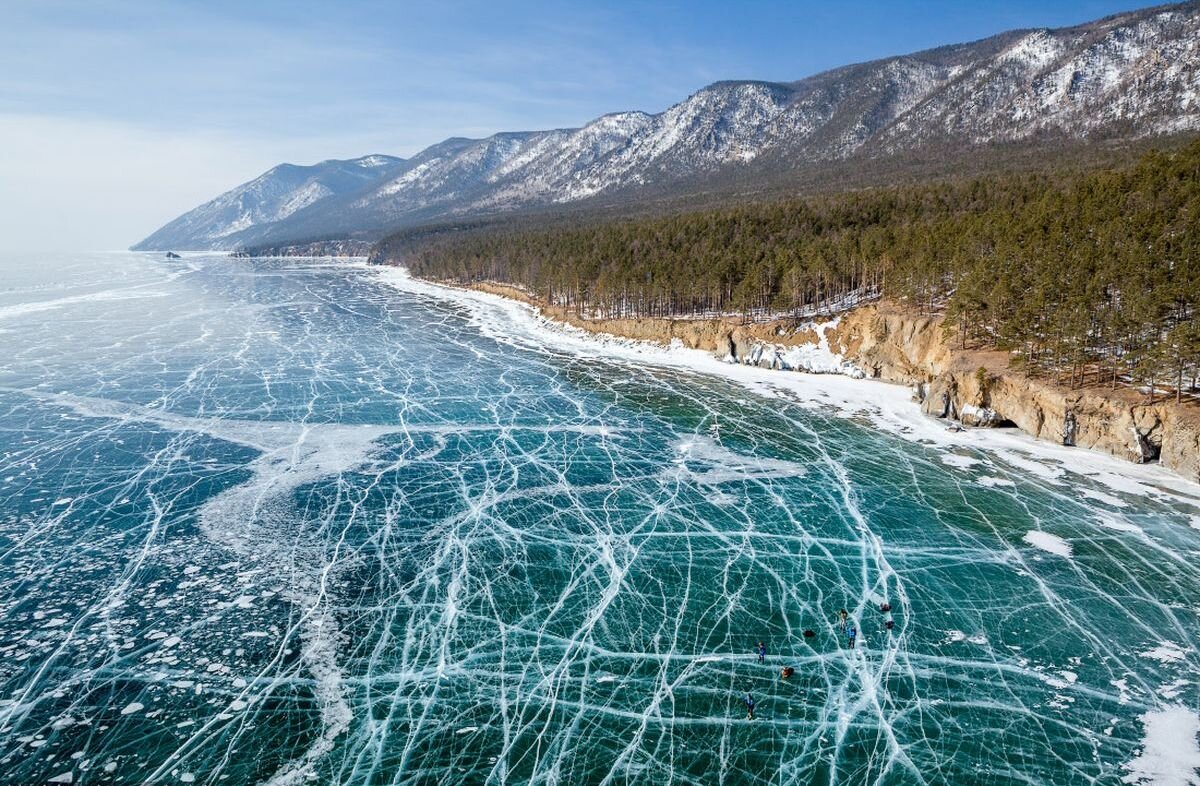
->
left=134, top=1, right=1200, bottom=251
left=133, top=155, right=406, bottom=250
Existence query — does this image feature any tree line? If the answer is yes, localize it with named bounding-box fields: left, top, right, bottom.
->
left=378, top=140, right=1200, bottom=402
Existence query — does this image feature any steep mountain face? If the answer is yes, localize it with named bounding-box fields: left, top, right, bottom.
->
left=135, top=1, right=1200, bottom=251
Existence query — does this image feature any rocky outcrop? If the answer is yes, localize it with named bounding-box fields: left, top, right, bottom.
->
left=825, top=303, right=1200, bottom=483
left=452, top=280, right=1200, bottom=483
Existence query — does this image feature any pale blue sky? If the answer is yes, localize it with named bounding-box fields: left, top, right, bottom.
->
left=0, top=0, right=1160, bottom=250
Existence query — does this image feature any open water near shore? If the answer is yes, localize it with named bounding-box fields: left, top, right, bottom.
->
left=1, top=252, right=1199, bottom=785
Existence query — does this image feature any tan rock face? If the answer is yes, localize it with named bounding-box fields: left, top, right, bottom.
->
left=827, top=303, right=1200, bottom=482
left=461, top=280, right=1200, bottom=483
left=826, top=307, right=949, bottom=384
left=1162, top=415, right=1200, bottom=484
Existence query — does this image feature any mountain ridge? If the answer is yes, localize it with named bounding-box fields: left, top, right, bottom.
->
left=133, top=0, right=1200, bottom=251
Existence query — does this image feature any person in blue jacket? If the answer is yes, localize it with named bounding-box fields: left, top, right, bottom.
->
left=847, top=625, right=857, bottom=649
left=757, top=641, right=766, bottom=664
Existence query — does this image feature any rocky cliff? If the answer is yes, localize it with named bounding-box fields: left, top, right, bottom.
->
left=464, top=281, right=1200, bottom=482
left=828, top=305, right=1200, bottom=482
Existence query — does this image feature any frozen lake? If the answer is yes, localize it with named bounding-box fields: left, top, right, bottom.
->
left=1, top=252, right=1198, bottom=785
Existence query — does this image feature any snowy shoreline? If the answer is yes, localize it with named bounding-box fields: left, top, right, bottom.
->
left=374, top=265, right=1200, bottom=508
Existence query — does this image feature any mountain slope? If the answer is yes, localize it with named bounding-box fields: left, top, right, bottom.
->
left=134, top=1, right=1200, bottom=252
left=132, top=155, right=406, bottom=250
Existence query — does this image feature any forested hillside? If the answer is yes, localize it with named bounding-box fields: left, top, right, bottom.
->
left=381, top=140, right=1200, bottom=401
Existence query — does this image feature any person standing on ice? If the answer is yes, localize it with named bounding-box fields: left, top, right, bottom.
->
left=847, top=625, right=857, bottom=649
left=838, top=609, right=848, bottom=632
left=745, top=693, right=755, bottom=719
left=757, top=641, right=766, bottom=664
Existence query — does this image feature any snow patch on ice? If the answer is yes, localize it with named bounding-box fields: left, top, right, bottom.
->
left=1099, top=516, right=1145, bottom=537
left=941, top=453, right=981, bottom=469
left=673, top=436, right=806, bottom=486
left=1082, top=488, right=1130, bottom=508
left=1122, top=706, right=1200, bottom=786
left=1141, top=642, right=1189, bottom=665
left=994, top=449, right=1066, bottom=484
left=1023, top=530, right=1072, bottom=558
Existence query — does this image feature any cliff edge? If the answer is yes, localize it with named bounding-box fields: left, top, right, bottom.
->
left=831, top=304, right=1200, bottom=483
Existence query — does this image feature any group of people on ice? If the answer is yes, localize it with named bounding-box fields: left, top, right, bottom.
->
left=743, top=603, right=895, bottom=719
